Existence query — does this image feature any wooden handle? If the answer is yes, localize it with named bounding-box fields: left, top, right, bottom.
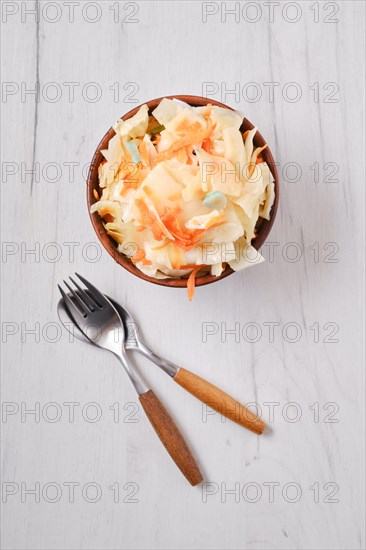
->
left=139, top=390, right=203, bottom=486
left=173, top=368, right=266, bottom=434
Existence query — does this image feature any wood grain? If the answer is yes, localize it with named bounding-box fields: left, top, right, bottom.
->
left=139, top=390, right=203, bottom=486
left=174, top=368, right=266, bottom=434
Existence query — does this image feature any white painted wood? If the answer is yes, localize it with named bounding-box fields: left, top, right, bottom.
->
left=1, top=1, right=364, bottom=549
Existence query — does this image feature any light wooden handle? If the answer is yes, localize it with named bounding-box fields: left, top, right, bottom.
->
left=173, top=368, right=266, bottom=434
left=139, top=390, right=203, bottom=486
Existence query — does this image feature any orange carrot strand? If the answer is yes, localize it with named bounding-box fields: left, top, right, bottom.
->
left=187, top=267, right=200, bottom=301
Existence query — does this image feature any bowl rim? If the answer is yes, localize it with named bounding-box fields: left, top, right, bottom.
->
left=86, top=94, right=279, bottom=288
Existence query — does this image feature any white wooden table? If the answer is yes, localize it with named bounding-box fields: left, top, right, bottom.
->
left=1, top=1, right=365, bottom=549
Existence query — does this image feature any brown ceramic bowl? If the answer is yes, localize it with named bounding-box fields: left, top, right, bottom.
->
left=87, top=95, right=279, bottom=288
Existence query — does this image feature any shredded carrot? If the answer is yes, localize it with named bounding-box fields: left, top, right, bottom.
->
left=180, top=263, right=204, bottom=270
left=172, top=233, right=204, bottom=252
left=242, top=130, right=250, bottom=141
left=93, top=189, right=99, bottom=201
left=131, top=249, right=146, bottom=263
left=131, top=249, right=152, bottom=266
left=135, top=198, right=204, bottom=251
left=157, top=118, right=216, bottom=162
left=175, top=119, right=202, bottom=135
left=159, top=207, right=205, bottom=251
left=256, top=156, right=264, bottom=164
left=187, top=267, right=201, bottom=301
left=202, top=136, right=214, bottom=154
left=135, top=198, right=165, bottom=241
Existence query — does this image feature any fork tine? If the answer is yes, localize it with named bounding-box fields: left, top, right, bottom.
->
left=75, top=273, right=106, bottom=308
left=58, top=284, right=86, bottom=323
left=63, top=280, right=89, bottom=317
left=69, top=276, right=96, bottom=311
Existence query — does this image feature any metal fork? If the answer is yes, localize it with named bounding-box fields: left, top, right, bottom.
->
left=58, top=273, right=203, bottom=486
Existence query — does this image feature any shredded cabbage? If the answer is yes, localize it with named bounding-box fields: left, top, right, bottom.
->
left=91, top=99, right=275, bottom=298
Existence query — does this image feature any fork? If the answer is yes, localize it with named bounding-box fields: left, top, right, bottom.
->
left=58, top=274, right=203, bottom=486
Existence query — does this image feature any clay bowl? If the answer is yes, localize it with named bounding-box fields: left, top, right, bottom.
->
left=86, top=95, right=279, bottom=288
